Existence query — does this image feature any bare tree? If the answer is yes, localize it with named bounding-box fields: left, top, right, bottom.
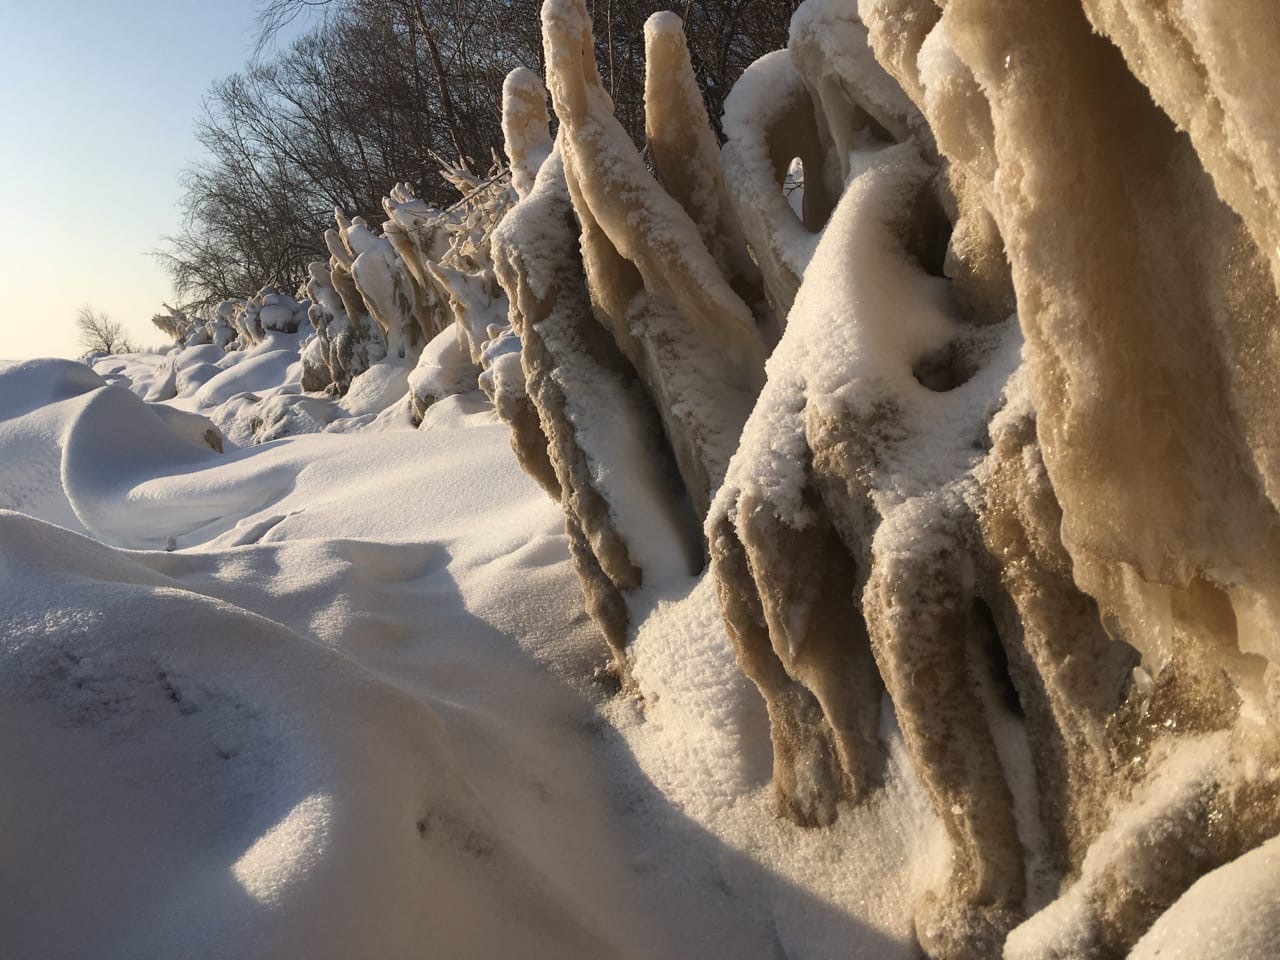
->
left=159, top=0, right=795, bottom=310
left=159, top=5, right=505, bottom=310
left=75, top=305, right=134, bottom=356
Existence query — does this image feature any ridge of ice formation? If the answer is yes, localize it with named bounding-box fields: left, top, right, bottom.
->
left=151, top=161, right=520, bottom=434
left=485, top=0, right=1280, bottom=956
left=300, top=166, right=516, bottom=412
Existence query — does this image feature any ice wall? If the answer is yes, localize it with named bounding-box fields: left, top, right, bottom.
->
left=152, top=164, right=518, bottom=426
left=489, top=0, right=1280, bottom=956
left=300, top=167, right=516, bottom=409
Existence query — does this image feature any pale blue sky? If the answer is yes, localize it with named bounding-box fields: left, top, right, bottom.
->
left=0, top=0, right=310, bottom=359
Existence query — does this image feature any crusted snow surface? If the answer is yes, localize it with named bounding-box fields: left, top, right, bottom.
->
left=1129, top=830, right=1280, bottom=960
left=623, top=571, right=947, bottom=955
left=1, top=354, right=935, bottom=959
left=715, top=141, right=1020, bottom=531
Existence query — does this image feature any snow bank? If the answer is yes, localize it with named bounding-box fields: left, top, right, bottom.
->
left=1, top=349, right=940, bottom=960
left=0, top=505, right=671, bottom=959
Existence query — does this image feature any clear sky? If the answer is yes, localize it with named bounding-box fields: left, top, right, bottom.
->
left=0, top=0, right=308, bottom=360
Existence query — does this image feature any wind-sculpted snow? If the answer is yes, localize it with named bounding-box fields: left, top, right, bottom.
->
left=0, top=504, right=663, bottom=959
left=480, top=0, right=1280, bottom=956
left=2, top=512, right=467, bottom=959
left=0, top=355, right=945, bottom=960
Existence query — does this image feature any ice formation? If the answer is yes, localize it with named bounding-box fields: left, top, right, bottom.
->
left=487, top=3, right=784, bottom=670
left=542, top=1, right=768, bottom=515
left=151, top=159, right=520, bottom=435
left=492, top=69, right=686, bottom=666
left=483, top=0, right=1280, bottom=956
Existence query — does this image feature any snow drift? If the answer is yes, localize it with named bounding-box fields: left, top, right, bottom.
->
left=0, top=347, right=941, bottom=960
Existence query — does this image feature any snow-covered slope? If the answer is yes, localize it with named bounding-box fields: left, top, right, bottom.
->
left=0, top=353, right=941, bottom=960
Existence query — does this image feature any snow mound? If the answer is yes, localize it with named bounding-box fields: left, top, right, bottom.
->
left=2, top=346, right=936, bottom=960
